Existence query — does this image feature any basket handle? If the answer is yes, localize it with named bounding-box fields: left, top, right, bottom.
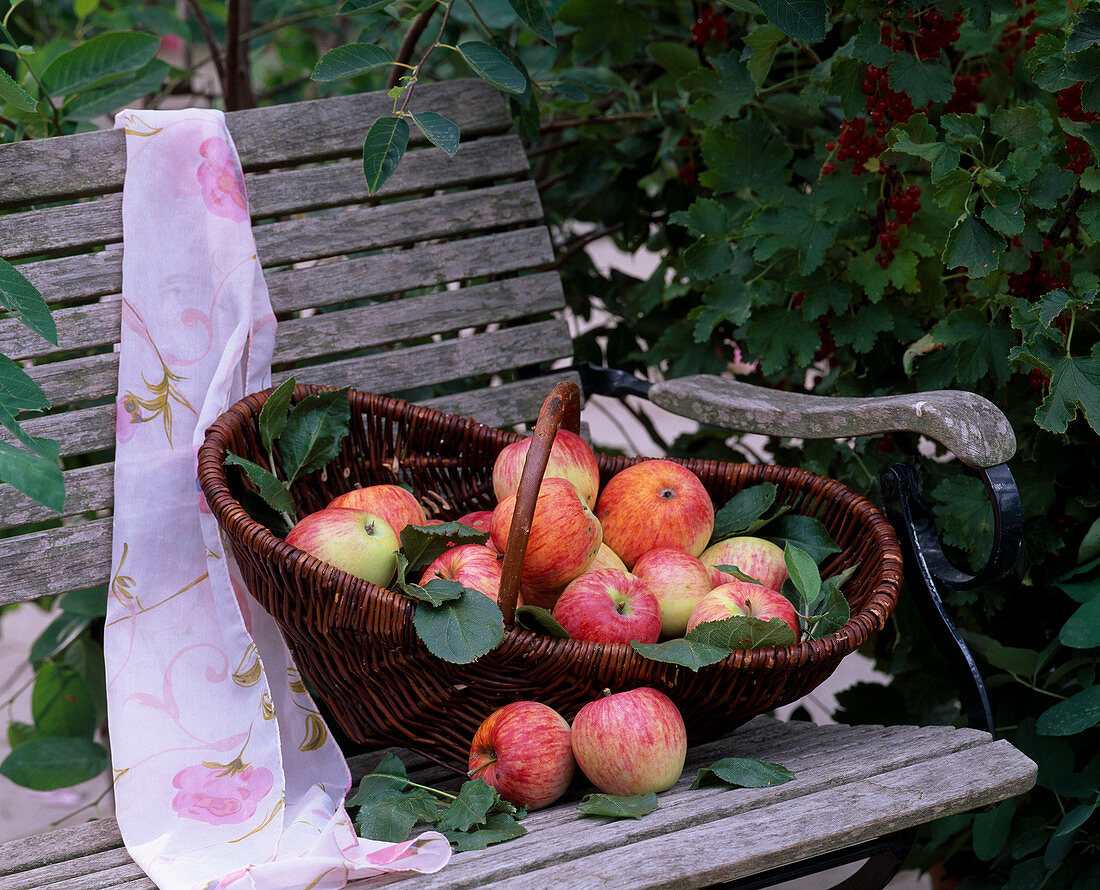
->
left=497, top=380, right=582, bottom=628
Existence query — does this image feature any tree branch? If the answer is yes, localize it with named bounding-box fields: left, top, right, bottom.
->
left=184, top=0, right=227, bottom=93
left=225, top=0, right=257, bottom=110
left=388, top=5, right=437, bottom=89
left=540, top=111, right=655, bottom=133
left=545, top=223, right=625, bottom=271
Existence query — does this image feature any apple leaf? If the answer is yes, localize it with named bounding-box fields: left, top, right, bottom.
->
left=631, top=637, right=731, bottom=671
left=686, top=615, right=798, bottom=650
left=710, top=483, right=779, bottom=542
left=713, top=564, right=767, bottom=587
left=412, top=591, right=504, bottom=664
left=438, top=779, right=497, bottom=833
left=259, top=376, right=296, bottom=454
left=576, top=791, right=659, bottom=819
left=806, top=575, right=851, bottom=641
left=223, top=453, right=296, bottom=517
left=347, top=752, right=409, bottom=805
left=445, top=811, right=527, bottom=850
left=278, top=387, right=351, bottom=485
left=763, top=514, right=840, bottom=562
left=352, top=786, right=441, bottom=842
left=691, top=757, right=794, bottom=789
left=399, top=523, right=490, bottom=580
left=783, top=543, right=820, bottom=607
left=400, top=578, right=466, bottom=607
left=514, top=605, right=570, bottom=638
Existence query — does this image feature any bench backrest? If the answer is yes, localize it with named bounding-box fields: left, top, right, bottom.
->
left=0, top=79, right=572, bottom=606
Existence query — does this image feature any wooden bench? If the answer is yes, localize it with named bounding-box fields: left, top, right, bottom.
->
left=0, top=79, right=1036, bottom=889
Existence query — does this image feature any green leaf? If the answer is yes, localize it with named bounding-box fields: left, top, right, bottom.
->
left=32, top=663, right=98, bottom=738
left=758, top=0, right=827, bottom=41
left=224, top=453, right=296, bottom=516
left=932, top=475, right=994, bottom=565
left=991, top=106, right=1044, bottom=150
left=783, top=543, right=820, bottom=606
left=712, top=483, right=778, bottom=540
left=0, top=67, right=36, bottom=113
left=714, top=564, right=767, bottom=586
left=411, top=111, right=460, bottom=157
left=353, top=787, right=440, bottom=842
left=973, top=798, right=1016, bottom=861
left=829, top=56, right=866, bottom=119
left=438, top=779, right=497, bottom=832
left=312, top=43, right=394, bottom=82
left=832, top=303, right=895, bottom=353
left=747, top=204, right=836, bottom=275
left=671, top=198, right=731, bottom=240
left=742, top=305, right=820, bottom=374
left=851, top=23, right=892, bottom=67
left=62, top=58, right=169, bottom=121
left=1079, top=516, right=1100, bottom=564
left=514, top=605, right=571, bottom=638
left=7, top=721, right=37, bottom=750
left=41, top=32, right=159, bottom=96
left=0, top=440, right=64, bottom=512
left=631, top=637, right=732, bottom=671
left=941, top=113, right=984, bottom=145
left=932, top=169, right=974, bottom=217
left=58, top=587, right=107, bottom=618
left=886, top=116, right=960, bottom=182
left=0, top=736, right=108, bottom=791
left=888, top=53, right=953, bottom=106
left=684, top=238, right=734, bottom=279
left=1038, top=685, right=1100, bottom=735
left=1029, top=346, right=1100, bottom=435
left=399, top=522, right=489, bottom=579
left=0, top=258, right=56, bottom=346
left=1027, top=164, right=1076, bottom=210
left=683, top=51, right=754, bottom=124
left=278, top=388, right=351, bottom=485
left=764, top=514, right=840, bottom=562
left=362, top=116, right=409, bottom=196
left=942, top=213, right=1003, bottom=278
left=981, top=195, right=1025, bottom=237
left=402, top=578, right=467, bottom=608
left=745, top=24, right=786, bottom=88
left=413, top=591, right=504, bottom=664
left=446, top=811, right=527, bottom=850
left=686, top=615, right=798, bottom=650
left=29, top=611, right=92, bottom=664
left=505, top=0, right=555, bottom=44
left=984, top=645, right=1040, bottom=677
left=691, top=757, right=794, bottom=789
left=933, top=307, right=1014, bottom=388
left=1068, top=8, right=1100, bottom=53
left=807, top=576, right=850, bottom=640
left=347, top=752, right=409, bottom=806
left=259, top=377, right=296, bottom=454
left=456, top=42, right=526, bottom=95
left=699, top=117, right=792, bottom=195
left=577, top=792, right=659, bottom=819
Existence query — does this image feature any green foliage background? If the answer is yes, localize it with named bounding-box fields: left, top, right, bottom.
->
left=3, top=0, right=1100, bottom=884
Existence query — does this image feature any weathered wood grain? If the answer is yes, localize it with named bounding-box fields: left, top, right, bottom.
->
left=0, top=718, right=1035, bottom=890
left=0, top=135, right=530, bottom=261
left=650, top=375, right=1018, bottom=470
left=0, top=463, right=114, bottom=529
left=0, top=518, right=113, bottom=604
left=0, top=79, right=509, bottom=208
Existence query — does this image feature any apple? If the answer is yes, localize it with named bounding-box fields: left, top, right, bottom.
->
left=490, top=477, right=602, bottom=591
left=285, top=508, right=399, bottom=587
left=701, top=536, right=788, bottom=592
left=632, top=548, right=715, bottom=638
left=418, top=544, right=503, bottom=602
left=595, top=459, right=715, bottom=569
left=328, top=484, right=427, bottom=540
left=493, top=428, right=600, bottom=509
left=551, top=569, right=661, bottom=645
left=523, top=544, right=630, bottom=611
left=570, top=687, right=687, bottom=796
left=686, top=581, right=801, bottom=640
left=468, top=701, right=575, bottom=811
left=587, top=542, right=629, bottom=574
left=456, top=510, right=494, bottom=537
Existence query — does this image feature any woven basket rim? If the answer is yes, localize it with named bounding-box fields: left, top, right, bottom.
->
left=196, top=384, right=903, bottom=673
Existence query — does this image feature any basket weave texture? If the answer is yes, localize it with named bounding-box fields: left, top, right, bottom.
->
left=197, top=384, right=904, bottom=769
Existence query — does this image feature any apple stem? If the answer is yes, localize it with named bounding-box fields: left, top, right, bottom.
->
left=404, top=778, right=458, bottom=800
left=267, top=451, right=297, bottom=528
left=467, top=759, right=496, bottom=782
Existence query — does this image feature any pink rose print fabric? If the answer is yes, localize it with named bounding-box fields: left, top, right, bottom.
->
left=108, top=108, right=450, bottom=890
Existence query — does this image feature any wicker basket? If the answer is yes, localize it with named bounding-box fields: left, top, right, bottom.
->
left=197, top=381, right=903, bottom=769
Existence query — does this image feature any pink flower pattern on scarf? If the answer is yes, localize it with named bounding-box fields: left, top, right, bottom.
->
left=171, top=763, right=274, bottom=824
left=196, top=137, right=249, bottom=223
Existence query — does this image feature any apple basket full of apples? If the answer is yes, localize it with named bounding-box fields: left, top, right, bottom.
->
left=197, top=380, right=903, bottom=769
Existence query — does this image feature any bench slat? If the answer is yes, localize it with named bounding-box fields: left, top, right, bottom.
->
left=0, top=79, right=510, bottom=208
left=0, top=135, right=530, bottom=261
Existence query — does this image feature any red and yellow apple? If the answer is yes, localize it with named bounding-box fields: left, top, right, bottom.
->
left=455, top=509, right=494, bottom=537
left=492, top=429, right=601, bottom=509
left=686, top=581, right=800, bottom=640
left=595, top=460, right=715, bottom=568
left=285, top=508, right=399, bottom=587
left=328, top=484, right=427, bottom=540
left=468, top=701, right=575, bottom=811
left=418, top=543, right=503, bottom=602
left=701, top=536, right=788, bottom=592
left=632, top=548, right=715, bottom=638
left=490, top=477, right=602, bottom=591
left=570, top=687, right=687, bottom=796
left=551, top=569, right=661, bottom=645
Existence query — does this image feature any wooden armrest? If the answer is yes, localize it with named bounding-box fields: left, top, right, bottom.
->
left=647, top=375, right=1017, bottom=469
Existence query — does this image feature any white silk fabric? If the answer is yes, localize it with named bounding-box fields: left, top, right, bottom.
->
left=107, top=108, right=451, bottom=890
